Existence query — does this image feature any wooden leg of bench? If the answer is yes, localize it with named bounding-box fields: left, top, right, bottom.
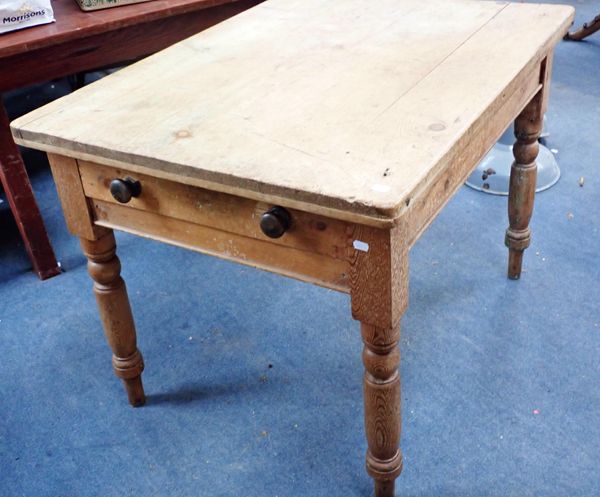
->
left=81, top=230, right=145, bottom=407
left=0, top=99, right=60, bottom=279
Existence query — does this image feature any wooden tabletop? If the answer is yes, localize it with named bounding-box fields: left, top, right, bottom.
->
left=11, top=0, right=574, bottom=223
left=0, top=0, right=241, bottom=58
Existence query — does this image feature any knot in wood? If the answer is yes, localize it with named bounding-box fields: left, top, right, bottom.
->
left=112, top=350, right=145, bottom=379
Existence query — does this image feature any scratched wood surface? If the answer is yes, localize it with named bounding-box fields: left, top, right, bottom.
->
left=11, top=0, right=573, bottom=225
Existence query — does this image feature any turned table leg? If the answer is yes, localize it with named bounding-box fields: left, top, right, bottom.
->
left=362, top=323, right=403, bottom=497
left=350, top=225, right=408, bottom=497
left=80, top=230, right=145, bottom=406
left=505, top=91, right=544, bottom=280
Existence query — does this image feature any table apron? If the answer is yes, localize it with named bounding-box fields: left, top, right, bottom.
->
left=78, top=160, right=352, bottom=292
left=44, top=52, right=549, bottom=294
left=404, top=58, right=545, bottom=247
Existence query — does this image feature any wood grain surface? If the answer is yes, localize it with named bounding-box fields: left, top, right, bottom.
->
left=81, top=231, right=145, bottom=406
left=11, top=0, right=574, bottom=225
left=92, top=199, right=350, bottom=291
left=350, top=227, right=408, bottom=496
left=47, top=154, right=108, bottom=240
left=362, top=323, right=403, bottom=497
left=78, top=160, right=350, bottom=261
left=349, top=224, right=408, bottom=329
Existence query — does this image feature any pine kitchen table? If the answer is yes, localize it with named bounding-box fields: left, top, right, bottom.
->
left=11, top=0, right=574, bottom=494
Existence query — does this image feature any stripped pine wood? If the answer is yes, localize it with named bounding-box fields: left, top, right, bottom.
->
left=81, top=231, right=145, bottom=406
left=349, top=224, right=408, bottom=330
left=92, top=200, right=349, bottom=292
left=78, top=160, right=350, bottom=260
left=362, top=322, right=403, bottom=497
left=10, top=2, right=574, bottom=495
left=11, top=0, right=574, bottom=226
left=349, top=225, right=408, bottom=497
left=405, top=60, right=543, bottom=247
left=506, top=91, right=545, bottom=279
left=47, top=154, right=108, bottom=240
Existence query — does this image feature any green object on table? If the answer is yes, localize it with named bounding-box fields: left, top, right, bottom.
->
left=75, top=0, right=153, bottom=12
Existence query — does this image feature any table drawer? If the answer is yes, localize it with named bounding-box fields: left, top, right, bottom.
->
left=78, top=160, right=352, bottom=291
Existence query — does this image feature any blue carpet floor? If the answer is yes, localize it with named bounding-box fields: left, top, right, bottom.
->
left=1, top=2, right=599, bottom=496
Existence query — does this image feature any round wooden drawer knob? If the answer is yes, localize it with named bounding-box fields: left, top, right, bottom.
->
left=109, top=178, right=142, bottom=204
left=260, top=206, right=291, bottom=238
